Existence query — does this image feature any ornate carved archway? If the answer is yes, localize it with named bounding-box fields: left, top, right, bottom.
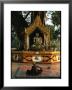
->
left=24, top=15, right=50, bottom=50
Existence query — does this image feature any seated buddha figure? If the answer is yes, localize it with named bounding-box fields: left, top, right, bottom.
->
left=31, top=33, right=43, bottom=50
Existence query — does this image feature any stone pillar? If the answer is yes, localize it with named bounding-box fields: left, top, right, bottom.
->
left=24, top=34, right=27, bottom=50
left=27, top=34, right=29, bottom=50
left=44, top=34, right=48, bottom=50
left=44, top=34, right=46, bottom=46
left=48, top=31, right=50, bottom=48
left=46, top=35, right=49, bottom=50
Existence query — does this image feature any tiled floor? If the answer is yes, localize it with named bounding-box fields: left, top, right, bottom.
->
left=11, top=62, right=61, bottom=78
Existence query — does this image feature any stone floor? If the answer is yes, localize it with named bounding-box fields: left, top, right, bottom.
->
left=11, top=62, right=61, bottom=79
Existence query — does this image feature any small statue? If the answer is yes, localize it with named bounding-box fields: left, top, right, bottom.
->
left=33, top=33, right=42, bottom=45
left=31, top=33, right=43, bottom=50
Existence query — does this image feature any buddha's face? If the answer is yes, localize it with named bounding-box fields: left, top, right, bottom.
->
left=36, top=33, right=39, bottom=37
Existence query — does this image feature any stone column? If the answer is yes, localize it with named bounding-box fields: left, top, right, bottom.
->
left=24, top=33, right=27, bottom=50
left=46, top=35, right=49, bottom=50
left=48, top=31, right=50, bottom=48
left=44, top=34, right=48, bottom=50
left=27, top=34, right=29, bottom=50
left=44, top=34, right=46, bottom=46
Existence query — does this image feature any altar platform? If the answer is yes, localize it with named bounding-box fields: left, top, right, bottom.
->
left=11, top=50, right=60, bottom=63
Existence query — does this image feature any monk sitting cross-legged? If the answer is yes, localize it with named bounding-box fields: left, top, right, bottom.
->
left=26, top=63, right=42, bottom=76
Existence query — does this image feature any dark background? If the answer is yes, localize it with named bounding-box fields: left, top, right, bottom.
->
left=0, top=0, right=71, bottom=89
